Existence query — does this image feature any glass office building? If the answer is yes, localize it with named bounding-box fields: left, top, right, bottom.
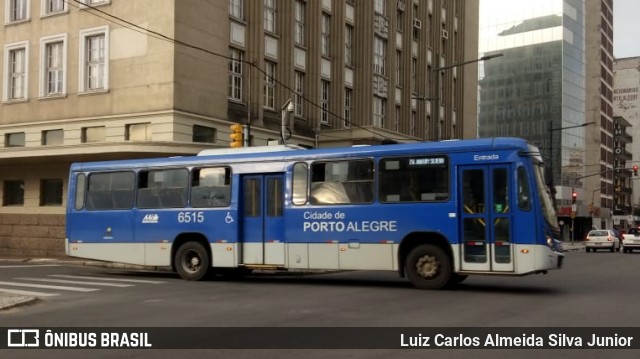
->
left=478, top=0, right=586, bottom=204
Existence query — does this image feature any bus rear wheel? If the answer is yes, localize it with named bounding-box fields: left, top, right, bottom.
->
left=175, top=242, right=210, bottom=281
left=405, top=244, right=452, bottom=290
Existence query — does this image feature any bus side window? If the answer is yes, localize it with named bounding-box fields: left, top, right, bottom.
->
left=310, top=159, right=373, bottom=205
left=74, top=174, right=86, bottom=210
left=292, top=162, right=308, bottom=205
left=137, top=169, right=188, bottom=209
left=191, top=167, right=231, bottom=208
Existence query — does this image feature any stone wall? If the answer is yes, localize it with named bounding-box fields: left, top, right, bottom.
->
left=0, top=214, right=66, bottom=257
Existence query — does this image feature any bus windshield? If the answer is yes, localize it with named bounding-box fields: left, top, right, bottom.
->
left=533, top=161, right=558, bottom=229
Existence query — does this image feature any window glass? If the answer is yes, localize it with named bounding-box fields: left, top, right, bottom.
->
left=3, top=180, right=24, bottom=206
left=191, top=167, right=231, bottom=208
left=379, top=156, right=449, bottom=202
left=74, top=174, right=86, bottom=210
left=292, top=163, right=308, bottom=205
left=40, top=178, right=63, bottom=206
left=137, top=169, right=188, bottom=209
left=310, top=159, right=374, bottom=205
left=267, top=177, right=283, bottom=217
left=86, top=172, right=134, bottom=210
left=517, top=166, right=531, bottom=211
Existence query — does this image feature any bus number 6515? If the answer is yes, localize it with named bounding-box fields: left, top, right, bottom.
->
left=177, top=211, right=205, bottom=223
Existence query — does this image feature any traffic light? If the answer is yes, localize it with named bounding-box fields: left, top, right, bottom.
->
left=229, top=123, right=243, bottom=148
left=634, top=165, right=638, bottom=176
left=571, top=190, right=577, bottom=204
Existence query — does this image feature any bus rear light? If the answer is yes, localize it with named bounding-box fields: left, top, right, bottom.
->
left=521, top=249, right=530, bottom=254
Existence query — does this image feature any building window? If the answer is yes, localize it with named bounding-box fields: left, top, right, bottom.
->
left=373, top=96, right=385, bottom=127
left=82, top=126, right=105, bottom=143
left=6, top=0, right=28, bottom=22
left=264, top=0, right=276, bottom=33
left=374, top=36, right=387, bottom=75
left=321, top=13, right=331, bottom=57
left=294, top=0, right=305, bottom=46
left=321, top=80, right=330, bottom=124
left=396, top=50, right=402, bottom=85
left=374, top=0, right=386, bottom=15
left=229, top=48, right=243, bottom=101
left=126, top=123, right=151, bottom=141
left=82, top=0, right=111, bottom=6
left=264, top=61, right=276, bottom=109
left=193, top=125, right=216, bottom=143
left=3, top=42, right=29, bottom=101
left=395, top=105, right=400, bottom=131
left=229, top=0, right=243, bottom=20
left=345, top=24, right=353, bottom=66
left=79, top=26, right=109, bottom=92
left=42, top=129, right=63, bottom=145
left=294, top=71, right=304, bottom=117
left=344, top=88, right=352, bottom=128
left=3, top=180, right=24, bottom=206
left=5, top=132, right=25, bottom=147
left=40, top=179, right=63, bottom=206
left=42, top=0, right=66, bottom=15
left=40, top=34, right=67, bottom=97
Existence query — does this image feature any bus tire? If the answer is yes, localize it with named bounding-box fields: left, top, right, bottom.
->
left=405, top=244, right=452, bottom=290
left=175, top=241, right=210, bottom=281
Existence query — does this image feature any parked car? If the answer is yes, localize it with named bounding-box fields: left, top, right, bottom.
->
left=622, top=227, right=640, bottom=253
left=585, top=229, right=620, bottom=252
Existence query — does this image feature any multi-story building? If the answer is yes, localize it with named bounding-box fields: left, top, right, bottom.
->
left=0, top=0, right=478, bottom=256
left=477, top=0, right=620, bottom=239
left=614, top=56, right=640, bottom=226
left=584, top=0, right=619, bottom=230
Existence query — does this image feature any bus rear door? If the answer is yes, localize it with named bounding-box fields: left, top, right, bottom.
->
left=458, top=165, right=514, bottom=272
left=240, top=174, right=285, bottom=266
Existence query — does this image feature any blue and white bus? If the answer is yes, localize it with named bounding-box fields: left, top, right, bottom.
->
left=66, top=137, right=563, bottom=289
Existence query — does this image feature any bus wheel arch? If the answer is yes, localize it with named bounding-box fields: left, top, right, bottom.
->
left=398, top=233, right=453, bottom=290
left=172, top=233, right=211, bottom=281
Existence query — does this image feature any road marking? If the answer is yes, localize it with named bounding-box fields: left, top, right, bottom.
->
left=0, top=288, right=59, bottom=297
left=15, top=278, right=134, bottom=288
left=0, top=281, right=99, bottom=292
left=0, top=265, right=62, bottom=268
left=49, top=275, right=167, bottom=284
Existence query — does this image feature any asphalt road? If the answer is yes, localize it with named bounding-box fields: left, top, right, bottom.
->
left=1, top=250, right=639, bottom=358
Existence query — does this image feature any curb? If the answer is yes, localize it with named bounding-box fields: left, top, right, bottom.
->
left=0, top=295, right=38, bottom=311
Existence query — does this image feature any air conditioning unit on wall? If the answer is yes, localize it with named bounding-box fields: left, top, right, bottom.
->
left=441, top=29, right=449, bottom=39
left=413, top=19, right=422, bottom=29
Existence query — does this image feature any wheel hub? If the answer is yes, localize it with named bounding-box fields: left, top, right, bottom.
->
left=415, top=255, right=439, bottom=278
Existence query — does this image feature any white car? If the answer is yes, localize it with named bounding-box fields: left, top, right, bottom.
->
left=585, top=229, right=620, bottom=252
left=622, top=228, right=640, bottom=253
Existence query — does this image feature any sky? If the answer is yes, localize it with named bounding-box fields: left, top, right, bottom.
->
left=614, top=0, right=640, bottom=58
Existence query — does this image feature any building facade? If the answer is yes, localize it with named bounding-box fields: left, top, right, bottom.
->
left=614, top=56, right=640, bottom=227
left=0, top=0, right=478, bottom=256
left=477, top=0, right=620, bottom=239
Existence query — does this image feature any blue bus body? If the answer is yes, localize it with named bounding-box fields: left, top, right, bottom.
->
left=66, top=137, right=563, bottom=289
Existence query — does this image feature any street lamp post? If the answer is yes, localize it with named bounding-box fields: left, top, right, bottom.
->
left=414, top=53, right=503, bottom=140
left=547, top=121, right=596, bottom=197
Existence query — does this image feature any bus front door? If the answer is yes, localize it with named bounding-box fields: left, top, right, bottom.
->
left=240, top=174, right=285, bottom=266
left=458, top=165, right=514, bottom=272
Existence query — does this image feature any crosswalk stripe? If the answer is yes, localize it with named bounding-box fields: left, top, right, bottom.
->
left=15, top=278, right=134, bottom=288
left=0, top=281, right=99, bottom=292
left=49, top=274, right=167, bottom=284
left=0, top=265, right=62, bottom=268
left=0, top=288, right=59, bottom=297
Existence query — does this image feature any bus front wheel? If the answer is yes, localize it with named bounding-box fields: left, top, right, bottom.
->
left=405, top=244, right=452, bottom=290
left=175, top=242, right=210, bottom=281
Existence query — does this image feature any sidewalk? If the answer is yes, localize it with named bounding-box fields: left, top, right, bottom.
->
left=1, top=243, right=585, bottom=311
